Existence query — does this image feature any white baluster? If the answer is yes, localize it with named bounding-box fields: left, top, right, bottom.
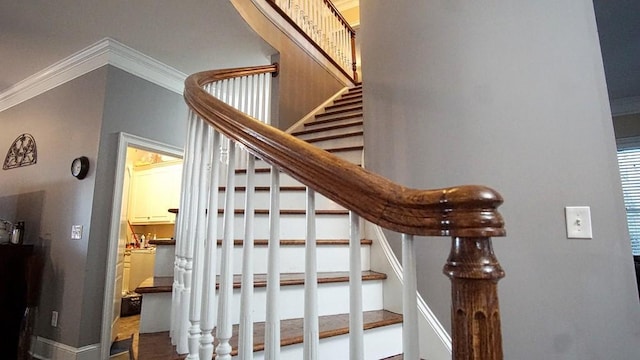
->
left=402, top=234, right=420, bottom=359
left=238, top=153, right=256, bottom=359
left=216, top=141, right=236, bottom=360
left=179, top=118, right=206, bottom=354
left=349, top=211, right=363, bottom=360
left=263, top=74, right=272, bottom=125
left=172, top=111, right=197, bottom=344
left=265, top=167, right=281, bottom=359
left=187, top=123, right=213, bottom=360
left=304, top=188, right=319, bottom=360
left=199, top=130, right=222, bottom=360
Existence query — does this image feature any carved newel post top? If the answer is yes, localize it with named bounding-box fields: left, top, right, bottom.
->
left=444, top=237, right=505, bottom=281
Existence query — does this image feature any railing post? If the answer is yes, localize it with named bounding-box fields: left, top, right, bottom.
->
left=443, top=237, right=505, bottom=360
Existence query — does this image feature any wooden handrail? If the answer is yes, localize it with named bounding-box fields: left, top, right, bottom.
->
left=184, top=66, right=504, bottom=238
left=184, top=65, right=507, bottom=359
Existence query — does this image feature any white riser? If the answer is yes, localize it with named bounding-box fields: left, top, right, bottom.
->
left=139, top=291, right=172, bottom=333
left=139, top=280, right=384, bottom=332
left=154, top=245, right=175, bottom=277
left=303, top=135, right=363, bottom=150
left=245, top=323, right=403, bottom=360
left=218, top=189, right=345, bottom=211
left=153, top=243, right=371, bottom=277
left=294, top=124, right=363, bottom=141
left=305, top=115, right=363, bottom=129
left=216, top=213, right=350, bottom=240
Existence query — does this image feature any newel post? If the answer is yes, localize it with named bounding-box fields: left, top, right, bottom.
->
left=443, top=236, right=505, bottom=360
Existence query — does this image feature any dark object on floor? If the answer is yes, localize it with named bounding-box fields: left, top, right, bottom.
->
left=110, top=335, right=134, bottom=360
left=121, top=293, right=142, bottom=317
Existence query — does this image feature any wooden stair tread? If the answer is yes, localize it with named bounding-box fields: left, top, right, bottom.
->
left=135, top=270, right=386, bottom=294
left=308, top=112, right=363, bottom=126
left=148, top=238, right=176, bottom=246
left=234, top=162, right=362, bottom=174
left=158, top=310, right=402, bottom=360
left=147, top=238, right=372, bottom=247
left=216, top=209, right=348, bottom=215
left=291, top=120, right=363, bottom=136
left=316, top=104, right=362, bottom=116
left=219, top=185, right=306, bottom=191
left=325, top=98, right=362, bottom=110
left=302, top=130, right=363, bottom=144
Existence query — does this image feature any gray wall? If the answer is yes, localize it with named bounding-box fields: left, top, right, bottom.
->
left=0, top=68, right=107, bottom=347
left=0, top=65, right=188, bottom=348
left=360, top=1, right=640, bottom=359
left=82, top=66, right=187, bottom=346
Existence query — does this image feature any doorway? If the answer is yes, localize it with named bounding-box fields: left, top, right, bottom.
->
left=100, top=133, right=183, bottom=359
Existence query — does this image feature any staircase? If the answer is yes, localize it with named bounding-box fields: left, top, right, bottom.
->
left=136, top=85, right=408, bottom=359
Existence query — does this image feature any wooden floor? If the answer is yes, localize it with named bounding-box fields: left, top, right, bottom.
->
left=114, top=314, right=140, bottom=359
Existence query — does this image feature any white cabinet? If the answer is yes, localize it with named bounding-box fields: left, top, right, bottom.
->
left=129, top=162, right=182, bottom=224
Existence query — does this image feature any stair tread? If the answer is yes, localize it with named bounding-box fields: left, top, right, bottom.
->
left=216, top=209, right=348, bottom=215
left=149, top=238, right=373, bottom=247
left=135, top=270, right=386, bottom=294
left=302, top=131, right=363, bottom=144
left=308, top=112, right=363, bottom=126
left=316, top=104, right=362, bottom=116
left=163, top=310, right=401, bottom=359
left=325, top=99, right=362, bottom=110
left=291, top=120, right=363, bottom=136
left=380, top=355, right=425, bottom=360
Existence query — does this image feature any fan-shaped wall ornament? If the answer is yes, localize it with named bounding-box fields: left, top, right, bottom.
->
left=3, top=133, right=38, bottom=170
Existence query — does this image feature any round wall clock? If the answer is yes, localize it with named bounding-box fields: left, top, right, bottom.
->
left=71, top=156, right=90, bottom=179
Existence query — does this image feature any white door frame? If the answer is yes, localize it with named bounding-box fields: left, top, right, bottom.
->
left=100, top=132, right=183, bottom=359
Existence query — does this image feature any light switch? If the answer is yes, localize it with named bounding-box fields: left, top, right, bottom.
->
left=71, top=225, right=83, bottom=240
left=565, top=206, right=592, bottom=239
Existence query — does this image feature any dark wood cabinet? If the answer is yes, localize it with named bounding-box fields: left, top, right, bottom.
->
left=0, top=245, right=33, bottom=359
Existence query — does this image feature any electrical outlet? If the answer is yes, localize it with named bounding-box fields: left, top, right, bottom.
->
left=565, top=206, right=592, bottom=239
left=51, top=311, right=58, bottom=327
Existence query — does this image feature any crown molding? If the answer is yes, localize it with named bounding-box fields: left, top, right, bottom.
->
left=611, top=96, right=640, bottom=117
left=0, top=37, right=186, bottom=112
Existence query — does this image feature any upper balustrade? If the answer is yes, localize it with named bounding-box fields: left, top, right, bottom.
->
left=266, top=0, right=358, bottom=82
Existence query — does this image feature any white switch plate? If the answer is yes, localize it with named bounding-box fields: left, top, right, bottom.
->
left=71, top=225, right=83, bottom=240
left=565, top=206, right=592, bottom=239
left=51, top=311, right=58, bottom=327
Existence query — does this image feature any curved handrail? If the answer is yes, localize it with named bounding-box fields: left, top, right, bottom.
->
left=184, top=65, right=505, bottom=238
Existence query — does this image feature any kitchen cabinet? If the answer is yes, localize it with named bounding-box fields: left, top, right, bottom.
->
left=129, top=162, right=182, bottom=224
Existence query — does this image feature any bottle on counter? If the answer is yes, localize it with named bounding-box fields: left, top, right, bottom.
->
left=10, top=221, right=24, bottom=245
left=140, top=234, right=146, bottom=248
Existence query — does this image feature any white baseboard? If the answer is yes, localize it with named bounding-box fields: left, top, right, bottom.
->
left=30, top=336, right=101, bottom=360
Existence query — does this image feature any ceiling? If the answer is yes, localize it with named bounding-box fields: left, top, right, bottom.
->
left=0, top=1, right=637, bottom=106
left=0, top=0, right=275, bottom=93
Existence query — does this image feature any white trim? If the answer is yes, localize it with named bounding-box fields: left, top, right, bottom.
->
left=611, top=96, right=640, bottom=116
left=0, top=37, right=186, bottom=112
left=100, top=132, right=184, bottom=360
left=367, top=223, right=452, bottom=359
left=30, top=336, right=100, bottom=360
